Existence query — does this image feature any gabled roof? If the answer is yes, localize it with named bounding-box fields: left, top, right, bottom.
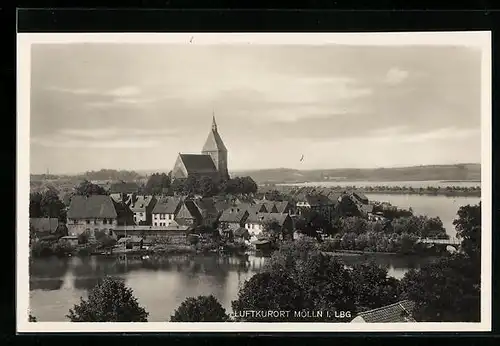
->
left=352, top=300, right=416, bottom=323
left=179, top=154, right=218, bottom=174
left=110, top=181, right=140, bottom=194
left=152, top=197, right=182, bottom=214
left=177, top=200, right=203, bottom=221
left=352, top=191, right=369, bottom=202
left=246, top=212, right=290, bottom=226
left=67, top=195, right=118, bottom=219
left=273, top=201, right=291, bottom=213
left=220, top=208, right=249, bottom=223
left=30, top=218, right=59, bottom=233
left=129, top=195, right=155, bottom=212
left=303, top=194, right=335, bottom=207
left=234, top=227, right=250, bottom=238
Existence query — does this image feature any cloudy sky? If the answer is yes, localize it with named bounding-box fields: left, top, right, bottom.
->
left=29, top=42, right=482, bottom=174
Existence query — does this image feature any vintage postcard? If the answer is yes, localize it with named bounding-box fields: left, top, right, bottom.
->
left=17, top=32, right=491, bottom=333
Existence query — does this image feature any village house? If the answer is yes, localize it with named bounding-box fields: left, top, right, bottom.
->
left=175, top=200, right=202, bottom=226
left=109, top=181, right=140, bottom=201
left=296, top=194, right=337, bottom=221
left=233, top=227, right=250, bottom=244
left=350, top=300, right=416, bottom=323
left=219, top=207, right=249, bottom=233
left=66, top=195, right=134, bottom=238
left=129, top=195, right=157, bottom=225
left=151, top=197, right=183, bottom=227
left=244, top=212, right=294, bottom=238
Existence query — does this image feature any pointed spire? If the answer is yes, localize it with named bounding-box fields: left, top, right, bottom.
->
left=212, top=111, right=217, bottom=131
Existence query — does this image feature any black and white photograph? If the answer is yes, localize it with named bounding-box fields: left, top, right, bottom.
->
left=17, top=32, right=491, bottom=332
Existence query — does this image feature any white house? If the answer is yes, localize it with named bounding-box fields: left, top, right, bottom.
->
left=151, top=197, right=183, bottom=227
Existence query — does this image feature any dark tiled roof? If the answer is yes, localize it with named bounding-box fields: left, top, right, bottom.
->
left=246, top=212, right=289, bottom=226
left=220, top=208, right=249, bottom=223
left=152, top=197, right=182, bottom=214
left=274, top=201, right=291, bottom=213
left=110, top=182, right=140, bottom=194
left=30, top=218, right=59, bottom=233
left=179, top=154, right=217, bottom=174
left=129, top=195, right=156, bottom=212
left=67, top=195, right=118, bottom=219
left=234, top=227, right=249, bottom=238
left=353, top=300, right=416, bottom=323
left=352, top=191, right=369, bottom=202
left=304, top=194, right=334, bottom=207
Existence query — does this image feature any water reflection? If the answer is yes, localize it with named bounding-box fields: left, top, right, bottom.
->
left=29, top=252, right=434, bottom=321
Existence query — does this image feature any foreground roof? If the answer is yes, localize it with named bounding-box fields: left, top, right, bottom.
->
left=351, top=300, right=416, bottom=323
left=152, top=197, right=182, bottom=214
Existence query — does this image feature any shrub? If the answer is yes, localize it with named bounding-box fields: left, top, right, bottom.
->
left=170, top=295, right=229, bottom=322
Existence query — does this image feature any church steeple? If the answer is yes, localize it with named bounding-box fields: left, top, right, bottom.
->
left=212, top=112, right=217, bottom=132
left=202, top=112, right=229, bottom=180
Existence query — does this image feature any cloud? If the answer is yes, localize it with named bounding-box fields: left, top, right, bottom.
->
left=384, top=67, right=409, bottom=85
left=31, top=137, right=161, bottom=148
left=107, top=86, right=141, bottom=97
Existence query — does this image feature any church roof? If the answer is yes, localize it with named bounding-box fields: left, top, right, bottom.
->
left=202, top=117, right=227, bottom=152
left=179, top=154, right=217, bottom=174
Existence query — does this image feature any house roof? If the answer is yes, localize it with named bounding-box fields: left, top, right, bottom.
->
left=30, top=218, right=59, bottom=233
left=67, top=195, right=118, bottom=219
left=220, top=208, right=248, bottom=223
left=246, top=212, right=289, bottom=226
left=273, top=201, right=291, bottom=213
left=152, top=197, right=182, bottom=214
left=110, top=181, right=140, bottom=194
left=352, top=191, right=369, bottom=202
left=353, top=300, right=416, bottom=323
left=234, top=227, right=249, bottom=238
left=194, top=198, right=219, bottom=216
left=303, top=194, right=334, bottom=207
left=129, top=195, right=155, bottom=212
left=177, top=200, right=203, bottom=221
left=117, top=236, right=143, bottom=243
left=179, top=154, right=218, bottom=174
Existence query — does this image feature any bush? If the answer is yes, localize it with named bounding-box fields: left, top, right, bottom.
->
left=67, top=276, right=149, bottom=322
left=170, top=295, right=229, bottom=322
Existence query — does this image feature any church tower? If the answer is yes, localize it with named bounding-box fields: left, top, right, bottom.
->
left=202, top=114, right=229, bottom=180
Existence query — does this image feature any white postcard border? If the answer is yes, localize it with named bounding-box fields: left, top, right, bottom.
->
left=16, top=31, right=492, bottom=333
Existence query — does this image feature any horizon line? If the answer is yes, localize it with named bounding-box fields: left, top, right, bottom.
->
left=30, top=162, right=481, bottom=176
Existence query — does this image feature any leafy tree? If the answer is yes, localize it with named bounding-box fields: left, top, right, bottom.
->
left=296, top=209, right=332, bottom=238
left=231, top=272, right=306, bottom=321
left=350, top=261, right=401, bottom=312
left=262, top=218, right=283, bottom=241
left=74, top=180, right=108, bottom=196
left=339, top=216, right=368, bottom=235
left=67, top=276, right=148, bottom=322
left=170, top=295, right=229, bottom=322
left=400, top=254, right=480, bottom=322
left=78, top=231, right=90, bottom=245
left=29, top=192, right=43, bottom=217
left=453, top=202, right=481, bottom=259
left=144, top=173, right=171, bottom=195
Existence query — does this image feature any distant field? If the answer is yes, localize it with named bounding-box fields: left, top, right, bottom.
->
left=232, top=164, right=481, bottom=184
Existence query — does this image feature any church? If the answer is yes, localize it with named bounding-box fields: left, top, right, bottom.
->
left=171, top=115, right=229, bottom=181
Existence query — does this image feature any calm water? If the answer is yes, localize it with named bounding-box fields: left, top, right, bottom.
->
left=364, top=194, right=480, bottom=239
left=29, top=252, right=440, bottom=322
left=279, top=180, right=481, bottom=188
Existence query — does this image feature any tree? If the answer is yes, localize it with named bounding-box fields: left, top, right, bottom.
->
left=144, top=173, right=171, bottom=195
left=74, top=180, right=107, bottom=196
left=67, top=276, right=148, bottom=322
left=29, top=192, right=43, bottom=217
left=231, top=272, right=306, bottom=321
left=400, top=254, right=480, bottom=322
left=453, top=202, right=481, bottom=259
left=350, top=261, right=401, bottom=312
left=262, top=218, right=283, bottom=241
left=170, top=295, right=229, bottom=322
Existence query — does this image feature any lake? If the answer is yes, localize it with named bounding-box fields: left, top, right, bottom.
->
left=278, top=180, right=481, bottom=188
left=29, top=252, right=441, bottom=322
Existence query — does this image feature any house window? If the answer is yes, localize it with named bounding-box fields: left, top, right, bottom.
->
left=86, top=220, right=90, bottom=224
left=103, top=219, right=107, bottom=224
left=109, top=230, right=113, bottom=236
left=140, top=212, right=144, bottom=217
